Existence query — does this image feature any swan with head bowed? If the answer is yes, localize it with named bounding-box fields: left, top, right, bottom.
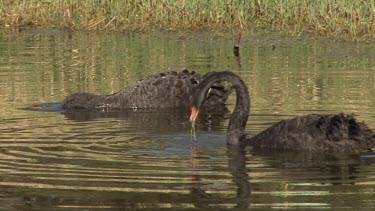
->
left=189, top=71, right=375, bottom=152
left=62, top=69, right=232, bottom=109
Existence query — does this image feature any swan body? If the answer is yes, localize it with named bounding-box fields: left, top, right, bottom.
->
left=247, top=113, right=375, bottom=152
left=62, top=69, right=232, bottom=109
left=189, top=71, right=375, bottom=152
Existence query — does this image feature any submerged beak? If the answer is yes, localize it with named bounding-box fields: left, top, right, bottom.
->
left=190, top=106, right=200, bottom=124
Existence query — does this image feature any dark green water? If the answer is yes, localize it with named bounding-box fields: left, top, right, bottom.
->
left=0, top=28, right=374, bottom=210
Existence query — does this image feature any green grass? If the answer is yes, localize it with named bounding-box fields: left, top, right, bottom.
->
left=1, top=0, right=375, bottom=40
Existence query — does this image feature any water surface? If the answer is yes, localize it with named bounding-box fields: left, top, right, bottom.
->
left=0, top=28, right=375, bottom=210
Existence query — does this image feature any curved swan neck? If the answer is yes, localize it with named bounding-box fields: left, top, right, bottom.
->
left=193, top=72, right=250, bottom=144
left=226, top=74, right=250, bottom=144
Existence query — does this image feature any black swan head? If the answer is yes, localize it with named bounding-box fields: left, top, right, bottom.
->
left=189, top=71, right=375, bottom=152
left=190, top=71, right=250, bottom=145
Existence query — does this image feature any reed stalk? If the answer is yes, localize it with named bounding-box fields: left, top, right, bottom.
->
left=1, top=0, right=375, bottom=40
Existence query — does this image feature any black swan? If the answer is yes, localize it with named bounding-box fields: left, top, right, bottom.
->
left=62, top=69, right=232, bottom=109
left=189, top=71, right=375, bottom=152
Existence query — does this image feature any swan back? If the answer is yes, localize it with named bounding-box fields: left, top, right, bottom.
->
left=62, top=70, right=232, bottom=109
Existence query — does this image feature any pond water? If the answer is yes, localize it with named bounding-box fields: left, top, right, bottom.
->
left=0, top=28, right=375, bottom=210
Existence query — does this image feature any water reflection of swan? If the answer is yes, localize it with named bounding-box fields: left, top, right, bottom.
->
left=189, top=71, right=375, bottom=152
left=186, top=145, right=251, bottom=209
left=187, top=145, right=373, bottom=209
left=226, top=145, right=251, bottom=208
left=62, top=69, right=232, bottom=109
left=62, top=107, right=229, bottom=133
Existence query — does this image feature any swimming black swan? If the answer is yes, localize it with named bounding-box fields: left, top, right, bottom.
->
left=62, top=69, right=232, bottom=109
left=189, top=71, right=375, bottom=152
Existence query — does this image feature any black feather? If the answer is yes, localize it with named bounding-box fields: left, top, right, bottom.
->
left=190, top=71, right=375, bottom=152
left=62, top=69, right=233, bottom=109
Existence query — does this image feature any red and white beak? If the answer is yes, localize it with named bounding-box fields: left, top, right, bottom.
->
left=190, top=106, right=200, bottom=124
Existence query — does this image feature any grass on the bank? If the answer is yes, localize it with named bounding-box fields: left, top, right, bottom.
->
left=1, top=0, right=375, bottom=40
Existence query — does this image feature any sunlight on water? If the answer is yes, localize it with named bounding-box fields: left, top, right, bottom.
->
left=0, top=28, right=374, bottom=210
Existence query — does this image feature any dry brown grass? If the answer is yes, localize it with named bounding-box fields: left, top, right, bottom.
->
left=1, top=0, right=375, bottom=40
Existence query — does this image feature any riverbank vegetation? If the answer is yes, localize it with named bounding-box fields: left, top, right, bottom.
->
left=1, top=0, right=375, bottom=41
